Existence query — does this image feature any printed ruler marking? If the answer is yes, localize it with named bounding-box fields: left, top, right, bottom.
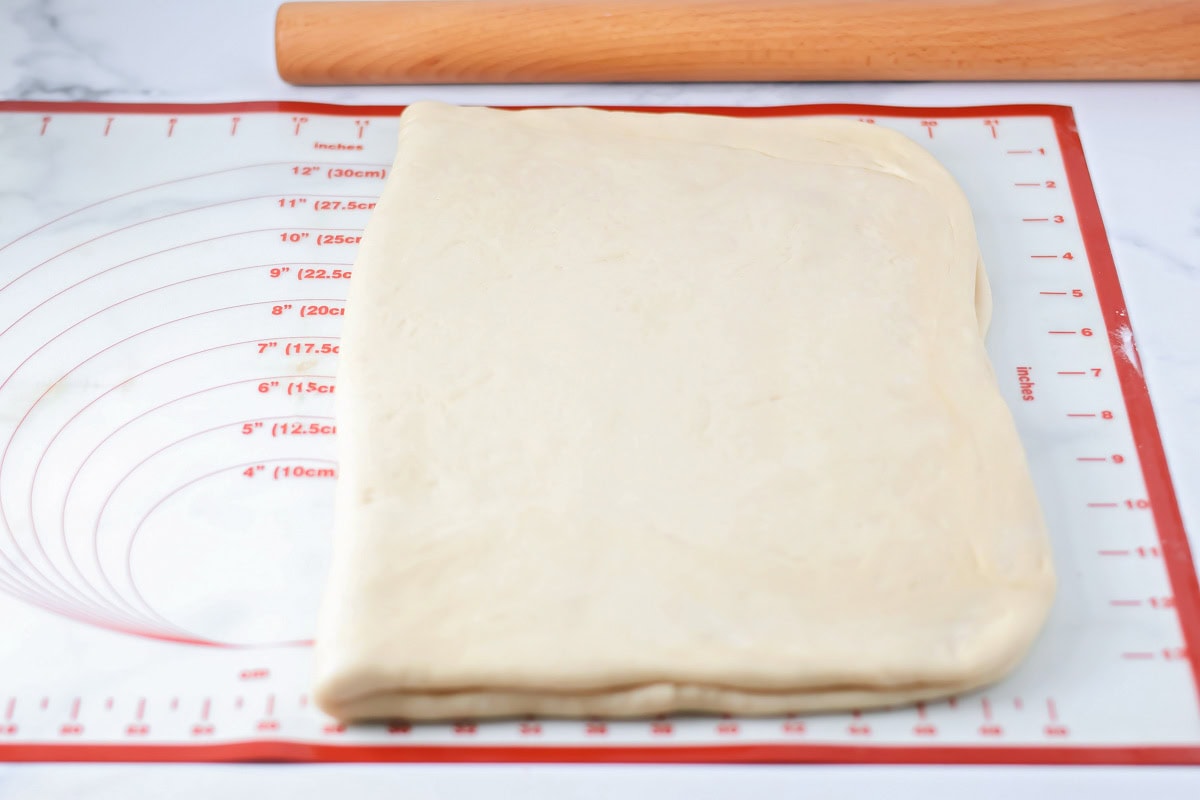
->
left=0, top=102, right=1194, bottom=764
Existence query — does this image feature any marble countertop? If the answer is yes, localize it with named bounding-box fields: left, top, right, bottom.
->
left=2, top=0, right=1198, bottom=796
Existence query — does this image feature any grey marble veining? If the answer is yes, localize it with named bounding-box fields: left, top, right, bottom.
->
left=6, top=0, right=140, bottom=99
left=1, top=0, right=1199, bottom=794
left=9, top=0, right=1192, bottom=544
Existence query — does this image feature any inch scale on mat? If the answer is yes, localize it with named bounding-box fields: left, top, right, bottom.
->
left=0, top=102, right=1195, bottom=764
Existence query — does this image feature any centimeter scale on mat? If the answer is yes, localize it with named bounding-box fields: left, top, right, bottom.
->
left=0, top=102, right=1195, bottom=764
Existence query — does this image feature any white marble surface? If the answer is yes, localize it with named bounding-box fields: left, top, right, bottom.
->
left=1, top=0, right=1198, bottom=796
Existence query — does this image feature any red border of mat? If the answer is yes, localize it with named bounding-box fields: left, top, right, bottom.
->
left=0, top=100, right=1195, bottom=766
left=0, top=742, right=1199, bottom=765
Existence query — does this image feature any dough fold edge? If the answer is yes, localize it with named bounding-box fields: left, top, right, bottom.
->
left=321, top=676, right=1008, bottom=722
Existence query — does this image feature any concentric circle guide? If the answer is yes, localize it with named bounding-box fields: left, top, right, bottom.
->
left=0, top=101, right=1196, bottom=764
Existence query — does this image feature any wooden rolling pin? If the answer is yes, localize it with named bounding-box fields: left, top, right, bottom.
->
left=275, top=0, right=1200, bottom=85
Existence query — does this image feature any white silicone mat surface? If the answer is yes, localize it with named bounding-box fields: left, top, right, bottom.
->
left=0, top=102, right=1195, bottom=763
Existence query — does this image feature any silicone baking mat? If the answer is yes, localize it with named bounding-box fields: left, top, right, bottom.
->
left=0, top=101, right=1196, bottom=764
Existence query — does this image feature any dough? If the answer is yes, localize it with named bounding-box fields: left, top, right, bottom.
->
left=313, top=101, right=1055, bottom=721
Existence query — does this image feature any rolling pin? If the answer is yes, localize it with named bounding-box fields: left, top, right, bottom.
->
left=275, top=0, right=1200, bottom=85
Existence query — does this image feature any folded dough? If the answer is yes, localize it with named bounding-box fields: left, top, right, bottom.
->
left=313, top=101, right=1055, bottom=721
